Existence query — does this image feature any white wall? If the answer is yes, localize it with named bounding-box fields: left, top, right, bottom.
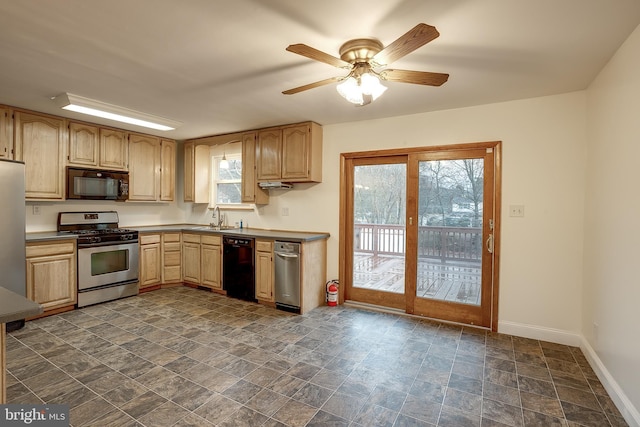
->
left=584, top=24, right=640, bottom=420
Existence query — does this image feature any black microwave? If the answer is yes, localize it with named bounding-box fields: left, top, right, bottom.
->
left=66, top=167, right=129, bottom=201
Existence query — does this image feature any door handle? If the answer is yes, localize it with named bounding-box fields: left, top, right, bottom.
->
left=486, top=234, right=494, bottom=254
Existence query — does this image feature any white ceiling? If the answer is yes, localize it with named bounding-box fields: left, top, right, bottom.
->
left=1, top=0, right=639, bottom=140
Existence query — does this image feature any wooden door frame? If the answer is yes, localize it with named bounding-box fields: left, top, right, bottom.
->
left=339, top=141, right=502, bottom=331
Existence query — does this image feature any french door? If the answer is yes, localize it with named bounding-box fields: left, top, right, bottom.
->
left=346, top=156, right=408, bottom=311
left=341, top=142, right=500, bottom=330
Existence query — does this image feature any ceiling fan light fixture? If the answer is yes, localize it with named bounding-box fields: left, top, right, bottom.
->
left=336, top=72, right=386, bottom=105
left=336, top=77, right=364, bottom=105
left=360, top=72, right=387, bottom=100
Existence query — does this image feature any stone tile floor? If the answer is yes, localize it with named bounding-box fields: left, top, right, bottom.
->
left=6, top=287, right=628, bottom=426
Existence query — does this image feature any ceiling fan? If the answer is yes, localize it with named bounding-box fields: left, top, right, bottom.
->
left=282, top=23, right=449, bottom=106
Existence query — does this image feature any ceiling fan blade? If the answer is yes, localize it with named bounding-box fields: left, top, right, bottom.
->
left=372, top=23, right=440, bottom=67
left=282, top=76, right=343, bottom=95
left=286, top=44, right=351, bottom=69
left=380, top=69, right=449, bottom=86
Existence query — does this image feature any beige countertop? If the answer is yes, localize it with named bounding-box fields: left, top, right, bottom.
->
left=25, top=231, right=77, bottom=242
left=26, top=224, right=330, bottom=243
left=134, top=224, right=330, bottom=242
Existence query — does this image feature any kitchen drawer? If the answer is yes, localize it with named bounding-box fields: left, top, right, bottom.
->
left=256, top=240, right=273, bottom=252
left=163, top=233, right=181, bottom=243
left=182, top=233, right=201, bottom=244
left=164, top=266, right=181, bottom=282
left=140, top=234, right=161, bottom=245
left=201, top=235, right=221, bottom=245
left=26, top=241, right=75, bottom=257
left=163, top=242, right=181, bottom=252
left=164, top=251, right=181, bottom=266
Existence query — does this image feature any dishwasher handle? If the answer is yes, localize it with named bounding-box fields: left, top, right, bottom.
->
left=276, top=252, right=299, bottom=259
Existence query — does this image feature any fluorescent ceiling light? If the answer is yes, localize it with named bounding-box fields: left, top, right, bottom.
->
left=52, top=93, right=181, bottom=131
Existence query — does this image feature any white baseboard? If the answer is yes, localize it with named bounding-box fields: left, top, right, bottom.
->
left=580, top=338, right=640, bottom=427
left=497, top=320, right=582, bottom=346
left=498, top=320, right=639, bottom=427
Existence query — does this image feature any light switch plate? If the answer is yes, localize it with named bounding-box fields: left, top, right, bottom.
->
left=509, top=205, right=524, bottom=217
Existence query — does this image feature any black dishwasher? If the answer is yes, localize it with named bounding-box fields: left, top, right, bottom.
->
left=223, top=237, right=256, bottom=302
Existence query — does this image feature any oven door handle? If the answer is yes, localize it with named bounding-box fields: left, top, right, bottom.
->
left=78, top=240, right=139, bottom=249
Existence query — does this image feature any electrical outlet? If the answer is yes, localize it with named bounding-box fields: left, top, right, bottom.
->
left=509, top=205, right=525, bottom=217
left=32, top=205, right=41, bottom=215
left=282, top=207, right=289, bottom=216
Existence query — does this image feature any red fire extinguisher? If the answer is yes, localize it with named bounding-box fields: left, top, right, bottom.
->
left=326, top=280, right=339, bottom=306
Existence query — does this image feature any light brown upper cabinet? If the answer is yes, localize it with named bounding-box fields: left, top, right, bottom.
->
left=128, top=133, right=161, bottom=201
left=0, top=106, right=13, bottom=159
left=160, top=139, right=176, bottom=201
left=67, top=122, right=128, bottom=170
left=127, top=135, right=176, bottom=202
left=183, top=141, right=210, bottom=203
left=256, top=127, right=281, bottom=181
left=99, top=128, right=128, bottom=170
left=256, top=122, right=322, bottom=183
left=68, top=122, right=99, bottom=167
left=14, top=110, right=66, bottom=200
left=183, top=141, right=195, bottom=202
left=241, top=132, right=269, bottom=204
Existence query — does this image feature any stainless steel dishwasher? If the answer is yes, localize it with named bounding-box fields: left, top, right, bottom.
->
left=274, top=241, right=301, bottom=312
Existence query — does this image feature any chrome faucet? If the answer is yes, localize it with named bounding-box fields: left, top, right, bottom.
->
left=210, top=205, right=223, bottom=229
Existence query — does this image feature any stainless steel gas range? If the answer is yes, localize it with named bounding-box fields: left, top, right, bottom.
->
left=58, top=211, right=139, bottom=307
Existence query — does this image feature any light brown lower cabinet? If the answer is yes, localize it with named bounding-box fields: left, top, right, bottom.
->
left=22, top=232, right=327, bottom=322
left=26, top=239, right=77, bottom=317
left=181, top=233, right=222, bottom=291
left=255, top=240, right=274, bottom=302
left=139, top=234, right=162, bottom=289
left=162, top=233, right=182, bottom=284
left=182, top=233, right=201, bottom=284
left=201, top=235, right=222, bottom=290
left=299, top=238, right=328, bottom=313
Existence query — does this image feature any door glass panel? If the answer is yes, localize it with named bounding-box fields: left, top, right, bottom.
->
left=417, top=159, right=483, bottom=305
left=353, top=163, right=406, bottom=294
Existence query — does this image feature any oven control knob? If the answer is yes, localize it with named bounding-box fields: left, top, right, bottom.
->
left=121, top=234, right=133, bottom=241
left=90, top=236, right=101, bottom=244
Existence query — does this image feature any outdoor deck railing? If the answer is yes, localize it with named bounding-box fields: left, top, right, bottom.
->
left=354, top=223, right=482, bottom=263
